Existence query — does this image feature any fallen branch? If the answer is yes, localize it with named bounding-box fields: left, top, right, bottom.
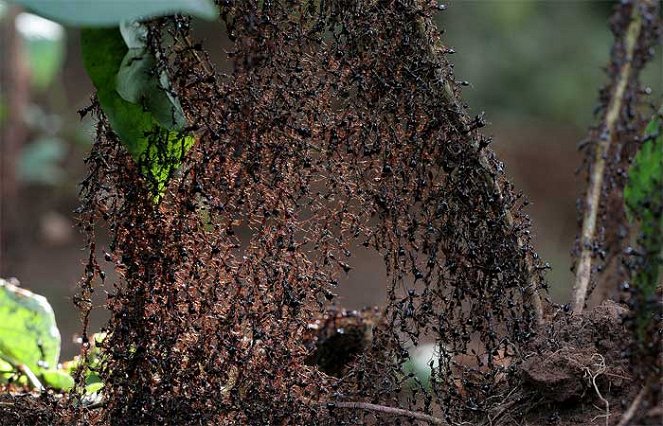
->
left=329, top=401, right=447, bottom=425
left=571, top=0, right=646, bottom=314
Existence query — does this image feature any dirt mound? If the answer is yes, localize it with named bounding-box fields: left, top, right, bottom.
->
left=513, top=301, right=661, bottom=426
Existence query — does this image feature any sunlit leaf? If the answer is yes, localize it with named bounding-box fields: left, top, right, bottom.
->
left=0, top=278, right=61, bottom=373
left=41, top=369, right=75, bottom=391
left=8, top=0, right=218, bottom=26
left=81, top=27, right=194, bottom=200
left=85, top=381, right=104, bottom=394
left=0, top=357, right=15, bottom=382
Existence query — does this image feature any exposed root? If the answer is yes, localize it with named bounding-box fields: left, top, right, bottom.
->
left=584, top=354, right=610, bottom=426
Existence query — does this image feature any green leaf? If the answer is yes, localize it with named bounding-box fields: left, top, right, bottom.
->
left=116, top=49, right=186, bottom=129
left=61, top=333, right=106, bottom=374
left=15, top=13, right=65, bottom=90
left=0, top=278, right=61, bottom=373
left=41, top=369, right=75, bottom=391
left=85, top=381, right=104, bottom=394
left=0, top=357, right=15, bottom=382
left=61, top=332, right=106, bottom=392
left=624, top=112, right=663, bottom=342
left=9, top=0, right=218, bottom=26
left=625, top=115, right=663, bottom=225
left=81, top=27, right=194, bottom=200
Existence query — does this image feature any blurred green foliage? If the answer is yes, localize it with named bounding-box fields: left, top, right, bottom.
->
left=440, top=1, right=661, bottom=128
left=0, top=95, right=6, bottom=124
left=0, top=278, right=61, bottom=374
left=15, top=12, right=66, bottom=90
left=402, top=343, right=439, bottom=390
left=18, top=136, right=66, bottom=184
left=0, top=278, right=75, bottom=391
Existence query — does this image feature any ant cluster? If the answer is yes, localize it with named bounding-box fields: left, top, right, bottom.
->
left=76, top=0, right=663, bottom=424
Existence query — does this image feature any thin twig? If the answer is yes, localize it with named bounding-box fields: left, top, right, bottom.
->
left=571, top=0, right=645, bottom=314
left=16, top=364, right=44, bottom=392
left=329, top=401, right=447, bottom=425
left=616, top=387, right=646, bottom=426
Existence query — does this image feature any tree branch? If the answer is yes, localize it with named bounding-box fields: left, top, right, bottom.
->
left=571, top=0, right=646, bottom=314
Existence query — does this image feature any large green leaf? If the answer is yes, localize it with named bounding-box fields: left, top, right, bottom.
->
left=81, top=26, right=194, bottom=200
left=0, top=279, right=61, bottom=373
left=8, top=0, right=218, bottom=26
left=116, top=21, right=186, bottom=130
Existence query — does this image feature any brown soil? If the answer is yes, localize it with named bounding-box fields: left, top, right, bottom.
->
left=0, top=392, right=62, bottom=426
left=514, top=301, right=661, bottom=426
left=0, top=301, right=660, bottom=425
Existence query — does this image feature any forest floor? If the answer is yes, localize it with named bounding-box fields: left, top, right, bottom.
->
left=0, top=301, right=660, bottom=425
left=513, top=301, right=660, bottom=426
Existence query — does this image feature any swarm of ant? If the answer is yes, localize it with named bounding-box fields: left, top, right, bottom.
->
left=2, top=0, right=659, bottom=425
